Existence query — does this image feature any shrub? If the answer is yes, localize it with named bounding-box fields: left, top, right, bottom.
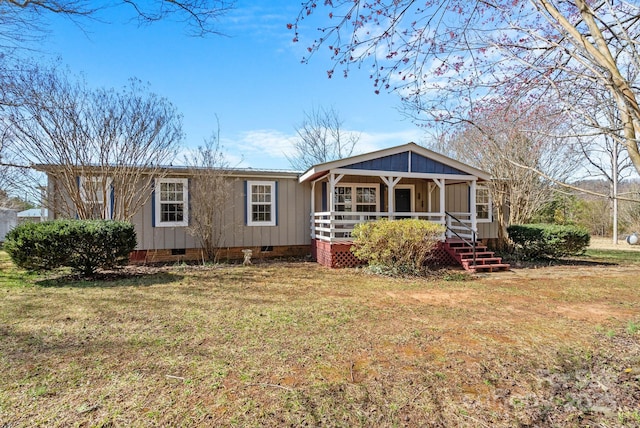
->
left=507, top=223, right=590, bottom=260
left=4, top=220, right=137, bottom=276
left=351, top=219, right=445, bottom=275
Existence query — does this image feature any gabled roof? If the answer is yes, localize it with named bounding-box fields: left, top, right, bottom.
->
left=299, top=142, right=491, bottom=183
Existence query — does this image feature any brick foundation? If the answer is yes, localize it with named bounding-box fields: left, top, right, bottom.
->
left=313, top=239, right=365, bottom=268
left=129, top=245, right=310, bottom=264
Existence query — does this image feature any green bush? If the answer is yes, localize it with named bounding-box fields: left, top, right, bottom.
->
left=351, top=219, right=445, bottom=275
left=507, top=223, right=590, bottom=260
left=4, top=220, right=137, bottom=276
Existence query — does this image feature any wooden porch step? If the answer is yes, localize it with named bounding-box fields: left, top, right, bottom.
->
left=449, top=244, right=489, bottom=252
left=466, top=263, right=511, bottom=273
left=461, top=257, right=504, bottom=266
left=442, top=238, right=509, bottom=273
left=456, top=251, right=495, bottom=259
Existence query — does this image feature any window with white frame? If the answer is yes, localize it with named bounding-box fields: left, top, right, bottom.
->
left=155, top=178, right=188, bottom=227
left=334, top=184, right=378, bottom=212
left=476, top=185, right=492, bottom=222
left=79, top=176, right=112, bottom=219
left=247, top=181, right=276, bottom=226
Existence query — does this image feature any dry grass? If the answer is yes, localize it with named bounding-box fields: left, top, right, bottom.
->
left=590, top=236, right=640, bottom=252
left=1, top=250, right=639, bottom=427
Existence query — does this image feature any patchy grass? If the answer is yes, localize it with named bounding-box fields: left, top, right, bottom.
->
left=585, top=248, right=640, bottom=265
left=0, top=250, right=639, bottom=426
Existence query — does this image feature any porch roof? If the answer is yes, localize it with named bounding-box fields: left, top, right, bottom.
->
left=298, top=142, right=491, bottom=183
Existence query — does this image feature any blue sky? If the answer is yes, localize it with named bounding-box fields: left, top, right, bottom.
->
left=38, top=1, right=426, bottom=170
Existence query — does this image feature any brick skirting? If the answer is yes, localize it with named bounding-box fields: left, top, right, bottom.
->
left=312, top=239, right=458, bottom=268
left=312, top=239, right=365, bottom=268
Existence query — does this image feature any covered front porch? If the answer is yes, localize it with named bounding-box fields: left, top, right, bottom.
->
left=299, top=143, right=500, bottom=269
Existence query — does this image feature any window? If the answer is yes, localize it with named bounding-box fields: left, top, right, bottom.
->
left=79, top=176, right=112, bottom=219
left=476, top=185, right=492, bottom=222
left=247, top=181, right=276, bottom=226
left=334, top=186, right=352, bottom=212
left=334, top=185, right=378, bottom=212
left=155, top=178, right=188, bottom=227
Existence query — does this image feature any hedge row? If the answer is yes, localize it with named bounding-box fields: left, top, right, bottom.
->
left=4, top=220, right=137, bottom=276
left=507, top=223, right=590, bottom=259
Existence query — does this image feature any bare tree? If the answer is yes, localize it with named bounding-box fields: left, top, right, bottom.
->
left=440, top=101, right=577, bottom=248
left=0, top=0, right=233, bottom=39
left=287, top=106, right=359, bottom=171
left=4, top=64, right=182, bottom=220
left=290, top=1, right=640, bottom=175
left=184, top=119, right=234, bottom=262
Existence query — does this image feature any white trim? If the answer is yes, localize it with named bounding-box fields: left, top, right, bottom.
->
left=331, top=168, right=476, bottom=182
left=299, top=142, right=491, bottom=183
left=476, top=184, right=492, bottom=223
left=247, top=180, right=276, bottom=226
left=470, top=180, right=477, bottom=233
left=333, top=182, right=380, bottom=213
left=155, top=177, right=189, bottom=227
left=394, top=184, right=415, bottom=213
left=79, top=175, right=112, bottom=219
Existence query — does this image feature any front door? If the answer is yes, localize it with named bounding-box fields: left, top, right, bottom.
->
left=395, top=188, right=412, bottom=218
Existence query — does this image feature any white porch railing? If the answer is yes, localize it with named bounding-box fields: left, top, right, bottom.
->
left=311, top=211, right=475, bottom=243
left=444, top=212, right=476, bottom=241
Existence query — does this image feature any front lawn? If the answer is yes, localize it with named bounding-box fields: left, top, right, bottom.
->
left=1, top=250, right=639, bottom=426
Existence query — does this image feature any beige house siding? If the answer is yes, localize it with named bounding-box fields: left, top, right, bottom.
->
left=48, top=172, right=311, bottom=251
left=445, top=182, right=497, bottom=240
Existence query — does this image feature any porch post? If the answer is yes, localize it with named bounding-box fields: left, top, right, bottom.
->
left=310, top=181, right=316, bottom=239
left=434, top=178, right=446, bottom=233
left=328, top=173, right=343, bottom=243
left=470, top=179, right=477, bottom=234
left=427, top=182, right=434, bottom=213
left=381, top=176, right=401, bottom=219
left=435, top=179, right=445, bottom=215
left=328, top=173, right=344, bottom=212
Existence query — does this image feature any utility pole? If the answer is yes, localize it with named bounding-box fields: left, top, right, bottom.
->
left=612, top=140, right=618, bottom=245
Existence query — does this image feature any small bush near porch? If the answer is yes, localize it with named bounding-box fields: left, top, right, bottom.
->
left=350, top=219, right=445, bottom=275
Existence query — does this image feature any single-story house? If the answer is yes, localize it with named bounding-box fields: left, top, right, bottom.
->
left=17, top=208, right=48, bottom=223
left=37, top=143, right=508, bottom=271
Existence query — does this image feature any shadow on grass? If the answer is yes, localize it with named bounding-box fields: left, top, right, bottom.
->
left=501, top=255, right=620, bottom=270
left=36, top=271, right=184, bottom=288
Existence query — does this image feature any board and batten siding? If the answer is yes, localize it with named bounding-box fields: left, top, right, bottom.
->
left=445, top=182, right=497, bottom=240
left=135, top=175, right=311, bottom=251
left=47, top=172, right=312, bottom=251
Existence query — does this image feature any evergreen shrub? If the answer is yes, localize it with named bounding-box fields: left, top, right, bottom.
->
left=507, top=223, right=590, bottom=259
left=4, top=219, right=136, bottom=276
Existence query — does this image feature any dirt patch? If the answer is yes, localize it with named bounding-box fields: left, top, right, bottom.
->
left=386, top=289, right=476, bottom=306
left=554, top=303, right=637, bottom=322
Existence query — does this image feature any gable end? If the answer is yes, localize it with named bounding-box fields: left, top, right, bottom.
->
left=410, top=152, right=466, bottom=175
left=344, top=152, right=409, bottom=172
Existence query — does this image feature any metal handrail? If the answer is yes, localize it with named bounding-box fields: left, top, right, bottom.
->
left=444, top=211, right=477, bottom=267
